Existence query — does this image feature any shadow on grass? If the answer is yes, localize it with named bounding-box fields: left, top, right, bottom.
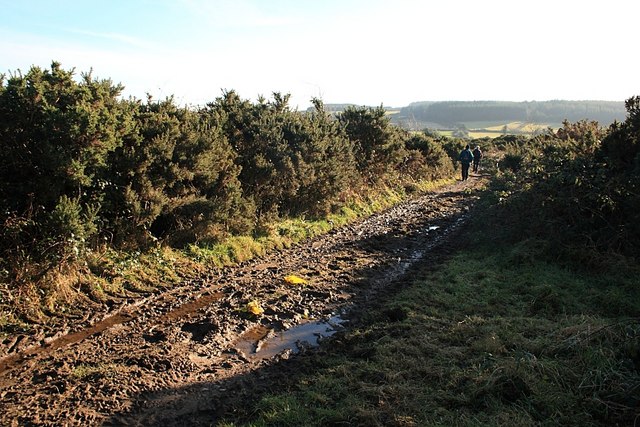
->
left=104, top=191, right=476, bottom=426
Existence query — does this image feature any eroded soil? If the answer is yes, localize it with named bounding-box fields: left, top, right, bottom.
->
left=0, top=177, right=486, bottom=426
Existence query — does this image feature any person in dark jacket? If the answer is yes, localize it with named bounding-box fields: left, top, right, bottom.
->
left=458, top=145, right=474, bottom=181
left=472, top=146, right=483, bottom=173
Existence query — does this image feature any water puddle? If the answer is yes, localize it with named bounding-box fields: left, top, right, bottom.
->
left=374, top=216, right=469, bottom=290
left=0, top=289, right=225, bottom=376
left=0, top=311, right=135, bottom=375
left=236, top=316, right=346, bottom=360
left=156, top=291, right=224, bottom=324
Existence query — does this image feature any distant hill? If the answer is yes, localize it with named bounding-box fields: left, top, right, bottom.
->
left=390, top=100, right=626, bottom=130
left=307, top=103, right=393, bottom=113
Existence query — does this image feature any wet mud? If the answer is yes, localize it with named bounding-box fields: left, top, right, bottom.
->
left=0, top=177, right=485, bottom=426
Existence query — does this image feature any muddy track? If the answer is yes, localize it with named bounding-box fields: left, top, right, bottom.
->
left=0, top=177, right=486, bottom=426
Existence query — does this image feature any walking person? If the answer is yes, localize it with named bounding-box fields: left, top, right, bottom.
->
left=472, top=145, right=483, bottom=173
left=458, top=145, right=474, bottom=181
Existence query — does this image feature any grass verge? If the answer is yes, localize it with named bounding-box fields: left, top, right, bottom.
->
left=217, top=224, right=640, bottom=426
left=158, top=178, right=452, bottom=268
left=0, top=178, right=454, bottom=337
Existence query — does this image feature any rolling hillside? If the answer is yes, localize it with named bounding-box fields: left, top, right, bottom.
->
left=390, top=100, right=626, bottom=131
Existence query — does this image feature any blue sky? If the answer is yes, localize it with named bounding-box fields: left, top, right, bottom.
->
left=1, top=0, right=638, bottom=109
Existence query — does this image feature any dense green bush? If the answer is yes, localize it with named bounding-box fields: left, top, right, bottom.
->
left=108, top=98, right=248, bottom=246
left=485, top=99, right=639, bottom=261
left=279, top=98, right=357, bottom=217
left=0, top=62, right=137, bottom=269
left=205, top=90, right=297, bottom=220
left=205, top=93, right=359, bottom=220
left=0, top=63, right=456, bottom=280
left=337, top=105, right=406, bottom=182
left=403, top=133, right=454, bottom=180
left=591, top=96, right=640, bottom=252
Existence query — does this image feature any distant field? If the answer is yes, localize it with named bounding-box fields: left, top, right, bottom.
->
left=460, top=121, right=511, bottom=129
left=482, top=121, right=559, bottom=133
left=468, top=131, right=506, bottom=139
left=429, top=121, right=562, bottom=139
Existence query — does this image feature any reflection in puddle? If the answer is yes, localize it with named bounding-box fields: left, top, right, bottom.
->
left=236, top=316, right=346, bottom=360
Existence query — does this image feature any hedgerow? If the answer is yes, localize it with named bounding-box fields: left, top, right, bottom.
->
left=0, top=62, right=455, bottom=286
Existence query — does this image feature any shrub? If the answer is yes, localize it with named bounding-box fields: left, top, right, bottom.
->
left=485, top=97, right=640, bottom=261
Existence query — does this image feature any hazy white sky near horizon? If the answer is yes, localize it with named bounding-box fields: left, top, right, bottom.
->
left=1, top=0, right=638, bottom=110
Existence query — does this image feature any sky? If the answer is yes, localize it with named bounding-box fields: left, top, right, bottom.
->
left=1, top=0, right=638, bottom=110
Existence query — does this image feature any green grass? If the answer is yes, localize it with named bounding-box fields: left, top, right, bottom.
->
left=185, top=179, right=453, bottom=269
left=218, top=232, right=640, bottom=426
left=433, top=121, right=562, bottom=139
left=0, top=178, right=455, bottom=331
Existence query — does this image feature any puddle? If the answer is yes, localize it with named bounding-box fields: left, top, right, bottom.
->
left=236, top=316, right=346, bottom=360
left=0, top=311, right=135, bottom=375
left=376, top=215, right=470, bottom=288
left=0, top=290, right=225, bottom=376
left=156, top=292, right=224, bottom=323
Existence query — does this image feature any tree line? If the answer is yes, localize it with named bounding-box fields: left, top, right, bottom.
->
left=0, top=62, right=454, bottom=281
left=395, top=100, right=627, bottom=128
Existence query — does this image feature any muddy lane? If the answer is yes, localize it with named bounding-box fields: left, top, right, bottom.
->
left=0, top=179, right=484, bottom=426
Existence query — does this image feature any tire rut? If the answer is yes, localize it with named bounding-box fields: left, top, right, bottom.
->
left=0, top=178, right=486, bottom=426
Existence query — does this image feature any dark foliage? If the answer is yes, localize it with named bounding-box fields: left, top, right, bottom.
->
left=404, top=133, right=455, bottom=179
left=0, top=63, right=455, bottom=281
left=337, top=105, right=406, bottom=182
left=484, top=97, right=640, bottom=262
left=0, top=62, right=136, bottom=269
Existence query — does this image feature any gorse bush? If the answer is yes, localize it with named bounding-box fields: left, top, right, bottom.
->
left=108, top=97, right=247, bottom=247
left=403, top=133, right=454, bottom=180
left=595, top=96, right=640, bottom=250
left=338, top=105, right=405, bottom=182
left=0, top=62, right=455, bottom=281
left=205, top=93, right=359, bottom=219
left=0, top=62, right=136, bottom=272
left=485, top=100, right=640, bottom=262
left=2, top=62, right=635, bottom=283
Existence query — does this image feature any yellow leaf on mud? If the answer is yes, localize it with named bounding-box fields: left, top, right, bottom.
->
left=246, top=300, right=264, bottom=316
left=284, top=274, right=307, bottom=285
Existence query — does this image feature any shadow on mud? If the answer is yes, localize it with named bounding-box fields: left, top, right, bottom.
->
left=104, top=202, right=472, bottom=426
left=106, top=338, right=351, bottom=426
